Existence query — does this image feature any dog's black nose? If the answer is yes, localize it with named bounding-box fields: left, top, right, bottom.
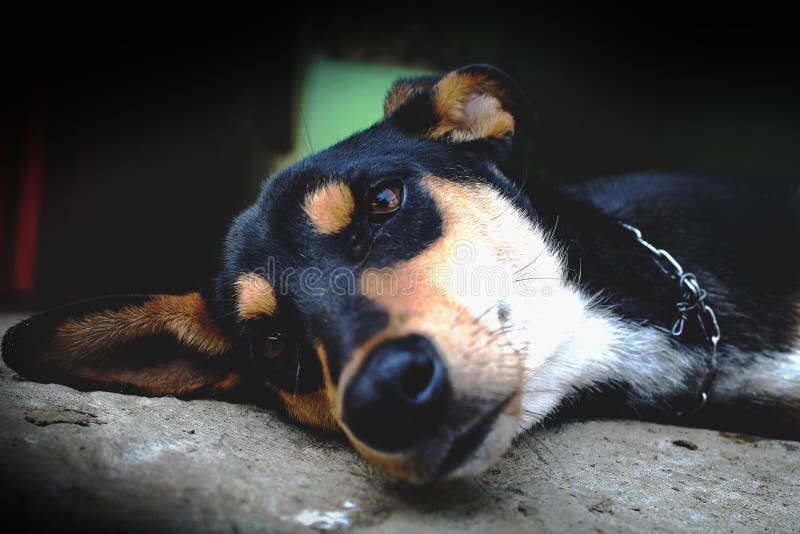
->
left=342, top=334, right=450, bottom=452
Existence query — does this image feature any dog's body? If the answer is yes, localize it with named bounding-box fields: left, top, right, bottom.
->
left=533, top=172, right=800, bottom=436
left=3, top=65, right=799, bottom=484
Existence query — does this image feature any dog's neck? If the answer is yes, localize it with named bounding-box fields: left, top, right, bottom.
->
left=522, top=180, right=707, bottom=343
left=510, top=181, right=709, bottom=428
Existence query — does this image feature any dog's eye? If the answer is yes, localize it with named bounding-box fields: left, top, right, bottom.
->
left=368, top=182, right=403, bottom=220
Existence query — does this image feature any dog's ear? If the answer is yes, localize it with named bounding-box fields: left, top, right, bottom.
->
left=385, top=64, right=530, bottom=151
left=383, top=74, right=441, bottom=116
left=1, top=293, right=244, bottom=397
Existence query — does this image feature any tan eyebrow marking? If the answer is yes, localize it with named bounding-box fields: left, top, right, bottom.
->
left=303, top=181, right=356, bottom=235
left=235, top=272, right=277, bottom=320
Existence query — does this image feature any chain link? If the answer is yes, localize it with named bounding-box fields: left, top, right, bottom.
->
left=619, top=222, right=721, bottom=416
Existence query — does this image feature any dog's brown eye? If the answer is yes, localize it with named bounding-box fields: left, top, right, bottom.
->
left=368, top=183, right=403, bottom=218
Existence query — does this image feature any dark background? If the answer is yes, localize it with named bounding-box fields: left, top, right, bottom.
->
left=1, top=9, right=798, bottom=308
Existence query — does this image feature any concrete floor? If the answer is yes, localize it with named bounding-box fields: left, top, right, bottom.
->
left=1, top=314, right=798, bottom=532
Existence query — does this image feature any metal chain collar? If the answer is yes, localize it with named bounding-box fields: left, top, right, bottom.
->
left=619, top=222, right=721, bottom=416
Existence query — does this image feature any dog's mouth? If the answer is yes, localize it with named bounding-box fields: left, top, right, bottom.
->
left=434, top=396, right=514, bottom=479
left=341, top=392, right=520, bottom=484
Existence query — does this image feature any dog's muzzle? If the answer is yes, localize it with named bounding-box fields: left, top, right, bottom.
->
left=338, top=333, right=515, bottom=483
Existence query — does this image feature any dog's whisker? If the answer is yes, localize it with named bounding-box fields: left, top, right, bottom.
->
left=517, top=431, right=555, bottom=475
left=526, top=431, right=568, bottom=477
left=491, top=168, right=529, bottom=221
left=299, top=106, right=314, bottom=156
left=513, top=276, right=562, bottom=283
left=294, top=340, right=301, bottom=394
left=472, top=302, right=499, bottom=325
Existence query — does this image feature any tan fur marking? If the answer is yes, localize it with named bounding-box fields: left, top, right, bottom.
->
left=429, top=72, right=515, bottom=142
left=52, top=293, right=231, bottom=359
left=345, top=432, right=424, bottom=483
left=80, top=361, right=240, bottom=397
left=278, top=388, right=340, bottom=431
left=315, top=342, right=339, bottom=411
left=303, top=181, right=356, bottom=235
left=235, top=272, right=277, bottom=320
left=211, top=372, right=242, bottom=391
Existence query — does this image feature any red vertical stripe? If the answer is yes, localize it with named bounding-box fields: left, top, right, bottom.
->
left=0, top=142, right=10, bottom=291
left=12, top=101, right=46, bottom=294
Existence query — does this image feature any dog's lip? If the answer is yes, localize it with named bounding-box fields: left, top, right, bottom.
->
left=434, top=396, right=513, bottom=478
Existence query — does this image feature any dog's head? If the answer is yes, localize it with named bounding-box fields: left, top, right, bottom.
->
left=3, top=65, right=581, bottom=483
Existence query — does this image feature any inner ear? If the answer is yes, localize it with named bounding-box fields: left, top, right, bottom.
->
left=429, top=68, right=515, bottom=143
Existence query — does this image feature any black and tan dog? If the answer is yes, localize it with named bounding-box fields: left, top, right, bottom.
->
left=3, top=65, right=799, bottom=484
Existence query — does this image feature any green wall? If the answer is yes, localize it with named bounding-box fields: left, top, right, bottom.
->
left=293, top=59, right=430, bottom=159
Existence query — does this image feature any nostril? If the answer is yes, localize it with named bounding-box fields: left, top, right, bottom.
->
left=400, top=357, right=435, bottom=402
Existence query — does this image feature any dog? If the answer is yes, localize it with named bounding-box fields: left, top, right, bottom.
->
left=2, top=64, right=799, bottom=484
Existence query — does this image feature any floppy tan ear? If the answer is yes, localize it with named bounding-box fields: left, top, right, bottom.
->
left=1, top=293, right=243, bottom=397
left=384, top=64, right=525, bottom=144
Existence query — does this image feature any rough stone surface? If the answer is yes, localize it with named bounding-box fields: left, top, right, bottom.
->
left=0, top=314, right=798, bottom=532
